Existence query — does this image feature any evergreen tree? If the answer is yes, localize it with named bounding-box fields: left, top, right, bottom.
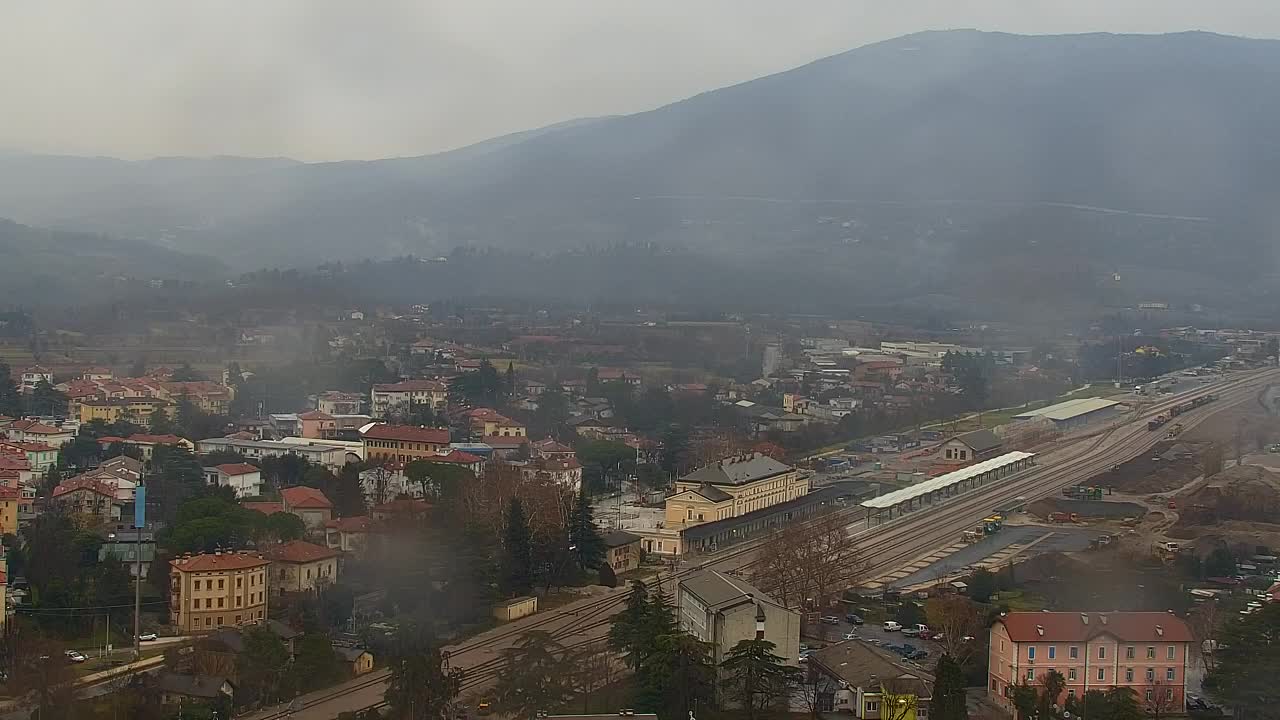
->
left=1206, top=602, right=1280, bottom=716
left=638, top=633, right=716, bottom=720
left=500, top=498, right=533, bottom=596
left=659, top=424, right=690, bottom=477
left=334, top=463, right=366, bottom=516
left=383, top=622, right=464, bottom=720
left=492, top=632, right=576, bottom=718
left=148, top=408, right=176, bottom=435
left=1104, top=687, right=1143, bottom=720
left=608, top=580, right=652, bottom=669
left=719, top=638, right=802, bottom=720
left=932, top=654, right=968, bottom=720
left=568, top=487, right=606, bottom=570
left=505, top=362, right=517, bottom=398
left=29, top=379, right=66, bottom=417
left=0, top=362, right=21, bottom=417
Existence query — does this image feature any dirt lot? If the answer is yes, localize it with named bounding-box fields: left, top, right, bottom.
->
left=1093, top=439, right=1210, bottom=494
left=1167, top=463, right=1280, bottom=552
left=1028, top=497, right=1147, bottom=520
left=1011, top=553, right=1190, bottom=612
left=1181, top=383, right=1280, bottom=448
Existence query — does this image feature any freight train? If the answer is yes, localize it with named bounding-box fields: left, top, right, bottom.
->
left=1148, top=393, right=1218, bottom=430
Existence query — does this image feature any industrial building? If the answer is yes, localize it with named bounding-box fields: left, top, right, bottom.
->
left=1011, top=397, right=1123, bottom=431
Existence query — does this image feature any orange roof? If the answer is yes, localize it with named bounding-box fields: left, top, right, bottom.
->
left=171, top=551, right=270, bottom=572
left=297, top=410, right=334, bottom=421
left=0, top=455, right=30, bottom=471
left=324, top=516, right=372, bottom=533
left=996, top=612, right=1193, bottom=643
left=128, top=433, right=186, bottom=445
left=52, top=477, right=117, bottom=499
left=9, top=420, right=63, bottom=435
left=282, top=485, right=333, bottom=510
left=0, top=441, right=55, bottom=453
left=262, top=540, right=338, bottom=564
left=361, top=424, right=450, bottom=444
left=215, top=463, right=260, bottom=476
left=242, top=501, right=284, bottom=515
left=431, top=450, right=484, bottom=465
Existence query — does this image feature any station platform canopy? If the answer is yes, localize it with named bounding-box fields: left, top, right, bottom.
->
left=861, top=451, right=1036, bottom=510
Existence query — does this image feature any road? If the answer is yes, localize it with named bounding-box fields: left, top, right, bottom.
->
left=247, top=368, right=1279, bottom=720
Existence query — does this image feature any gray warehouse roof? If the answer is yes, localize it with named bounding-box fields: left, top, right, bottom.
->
left=680, top=570, right=780, bottom=613
left=1012, top=397, right=1122, bottom=423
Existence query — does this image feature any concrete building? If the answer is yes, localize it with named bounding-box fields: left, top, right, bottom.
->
left=169, top=551, right=270, bottom=633
left=280, top=486, right=333, bottom=530
left=939, top=429, right=1004, bottom=464
left=202, top=463, right=263, bottom=498
left=989, top=612, right=1193, bottom=714
left=360, top=423, right=451, bottom=464
left=676, top=570, right=800, bottom=668
left=315, top=391, right=364, bottom=416
left=810, top=641, right=934, bottom=717
left=1011, top=398, right=1123, bottom=432
left=370, top=379, right=449, bottom=416
left=666, top=453, right=808, bottom=528
left=4, top=420, right=74, bottom=448
left=262, top=540, right=339, bottom=595
left=602, top=530, right=642, bottom=573
left=195, top=437, right=352, bottom=469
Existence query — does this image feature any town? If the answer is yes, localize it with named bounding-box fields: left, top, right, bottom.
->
left=0, top=299, right=1276, bottom=720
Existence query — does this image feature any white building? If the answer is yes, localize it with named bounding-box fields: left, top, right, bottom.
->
left=203, top=463, right=264, bottom=498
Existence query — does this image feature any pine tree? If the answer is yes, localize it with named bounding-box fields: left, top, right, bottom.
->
left=0, top=362, right=21, bottom=417
left=719, top=638, right=802, bottom=720
left=931, top=654, right=969, bottom=720
left=505, top=362, right=517, bottom=398
left=638, top=633, right=716, bottom=720
left=608, top=580, right=652, bottom=669
left=568, top=487, right=606, bottom=570
left=500, top=498, right=533, bottom=596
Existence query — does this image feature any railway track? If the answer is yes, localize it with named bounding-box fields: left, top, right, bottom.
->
left=254, top=369, right=1277, bottom=720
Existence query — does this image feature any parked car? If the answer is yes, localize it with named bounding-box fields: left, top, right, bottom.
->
left=882, top=621, right=902, bottom=632
left=821, top=615, right=841, bottom=625
left=64, top=650, right=86, bottom=663
left=908, top=649, right=930, bottom=661
left=842, top=631, right=859, bottom=641
left=903, top=624, right=929, bottom=637
left=845, top=613, right=864, bottom=625
left=136, top=633, right=158, bottom=642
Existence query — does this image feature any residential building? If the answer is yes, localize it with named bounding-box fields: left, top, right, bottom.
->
left=0, top=442, right=56, bottom=473
left=195, top=437, right=351, bottom=469
left=426, top=449, right=485, bottom=475
left=51, top=477, right=120, bottom=524
left=520, top=456, right=583, bottom=491
left=940, top=429, right=1005, bottom=464
left=0, top=486, right=18, bottom=535
left=466, top=409, right=527, bottom=438
left=280, top=486, right=334, bottom=530
left=530, top=439, right=576, bottom=460
left=315, top=391, right=364, bottom=416
left=297, top=410, right=339, bottom=439
left=665, top=453, right=808, bottom=528
left=18, top=366, right=53, bottom=393
left=79, top=398, right=173, bottom=429
left=169, top=551, right=270, bottom=633
left=262, top=540, right=339, bottom=595
left=360, top=423, right=450, bottom=464
left=370, top=379, right=448, bottom=416
left=155, top=673, right=236, bottom=708
left=203, top=463, right=264, bottom=498
left=324, top=515, right=373, bottom=554
left=0, top=454, right=32, bottom=487
left=482, top=435, right=528, bottom=458
left=4, top=420, right=74, bottom=448
left=988, top=612, right=1193, bottom=713
left=99, top=455, right=144, bottom=482
left=676, top=570, right=800, bottom=668
left=99, top=528, right=156, bottom=579
left=115, top=433, right=194, bottom=461
left=371, top=496, right=431, bottom=523
left=810, top=641, right=934, bottom=717
left=603, top=530, right=642, bottom=573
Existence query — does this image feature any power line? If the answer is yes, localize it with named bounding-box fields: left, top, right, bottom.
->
left=15, top=601, right=168, bottom=614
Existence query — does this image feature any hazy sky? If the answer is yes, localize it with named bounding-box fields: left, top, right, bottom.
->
left=3, top=1, right=1277, bottom=161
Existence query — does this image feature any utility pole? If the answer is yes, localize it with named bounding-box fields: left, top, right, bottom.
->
left=133, top=479, right=145, bottom=661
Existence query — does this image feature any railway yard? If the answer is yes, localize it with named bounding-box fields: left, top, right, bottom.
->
left=246, top=367, right=1280, bottom=720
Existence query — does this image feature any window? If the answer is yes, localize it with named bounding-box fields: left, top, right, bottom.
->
left=217, top=598, right=224, bottom=608
left=1025, top=669, right=1034, bottom=681
left=1145, top=669, right=1155, bottom=682
left=236, top=577, right=242, bottom=589
left=1145, top=690, right=1153, bottom=702
left=218, top=578, right=224, bottom=590
left=204, top=598, right=212, bottom=609
left=1028, top=647, right=1036, bottom=660
left=1067, top=690, right=1076, bottom=699
left=1167, top=645, right=1176, bottom=660
left=1166, top=668, right=1175, bottom=681
left=217, top=616, right=223, bottom=625
left=1126, top=646, right=1136, bottom=659
left=1048, top=646, right=1057, bottom=659
left=1000, top=640, right=1006, bottom=651
left=192, top=600, right=199, bottom=610
left=1068, top=669, right=1077, bottom=681
left=236, top=597, right=242, bottom=607
left=865, top=702, right=879, bottom=713
left=1125, top=668, right=1134, bottom=682
left=1165, top=689, right=1174, bottom=701
left=1146, top=646, right=1156, bottom=659
left=1097, top=668, right=1105, bottom=681
left=1099, top=646, right=1107, bottom=659
left=1069, top=646, right=1079, bottom=659
left=206, top=617, right=212, bottom=626
left=991, top=680, right=997, bottom=691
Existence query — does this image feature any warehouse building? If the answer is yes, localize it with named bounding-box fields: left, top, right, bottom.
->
left=1011, top=397, right=1123, bottom=431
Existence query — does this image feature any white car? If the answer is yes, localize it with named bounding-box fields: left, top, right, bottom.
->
left=64, top=650, right=86, bottom=663
left=843, top=631, right=859, bottom=641
left=136, top=633, right=159, bottom=642
left=883, top=621, right=902, bottom=632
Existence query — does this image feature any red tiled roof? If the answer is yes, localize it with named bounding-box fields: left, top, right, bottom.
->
left=531, top=439, right=574, bottom=453
left=361, top=424, right=450, bottom=444
left=282, top=485, right=333, bottom=510
left=0, top=441, right=55, bottom=453
left=325, top=516, right=372, bottom=533
left=372, top=380, right=448, bottom=393
left=128, top=434, right=186, bottom=445
left=262, top=540, right=338, bottom=564
left=430, top=450, right=483, bottom=465
left=536, top=457, right=582, bottom=472
left=171, top=551, right=270, bottom=572
left=297, top=410, right=334, bottom=421
left=242, top=501, right=284, bottom=515
left=0, top=455, right=30, bottom=471
left=997, top=612, right=1193, bottom=643
left=96, top=436, right=127, bottom=444
left=9, top=420, right=63, bottom=434
left=215, top=463, right=260, bottom=476
left=0, top=486, right=17, bottom=499
left=52, top=476, right=117, bottom=499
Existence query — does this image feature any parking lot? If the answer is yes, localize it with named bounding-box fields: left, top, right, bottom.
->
left=800, top=614, right=946, bottom=671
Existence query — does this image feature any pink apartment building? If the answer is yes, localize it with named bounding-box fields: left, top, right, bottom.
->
left=989, top=612, right=1193, bottom=713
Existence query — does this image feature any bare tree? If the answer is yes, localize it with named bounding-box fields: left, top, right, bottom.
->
left=925, top=595, right=984, bottom=663
left=798, top=664, right=839, bottom=718
left=1187, top=600, right=1221, bottom=674
left=880, top=678, right=923, bottom=720
left=1143, top=680, right=1179, bottom=720
left=751, top=513, right=869, bottom=611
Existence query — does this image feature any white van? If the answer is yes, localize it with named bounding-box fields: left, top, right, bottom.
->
left=883, top=621, right=902, bottom=632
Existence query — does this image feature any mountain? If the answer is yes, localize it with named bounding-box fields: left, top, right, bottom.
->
left=0, top=218, right=223, bottom=304
left=2, top=30, right=1279, bottom=316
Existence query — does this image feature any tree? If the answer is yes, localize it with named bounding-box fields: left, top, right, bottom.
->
left=0, top=361, right=22, bottom=417
left=1010, top=683, right=1038, bottom=720
left=1142, top=680, right=1179, bottom=720
left=720, top=638, right=801, bottom=719
left=1036, top=669, right=1065, bottom=717
left=894, top=601, right=926, bottom=628
left=598, top=563, right=617, bottom=588
left=493, top=631, right=577, bottom=718
left=925, top=596, right=983, bottom=664
left=752, top=512, right=870, bottom=611
left=1205, top=602, right=1280, bottom=717
left=1104, top=686, right=1143, bottom=720
left=13, top=635, right=79, bottom=720
left=568, top=487, right=606, bottom=570
left=148, top=407, right=176, bottom=435
left=967, top=568, right=997, bottom=602
left=505, top=362, right=517, bottom=398
left=262, top=511, right=306, bottom=542
left=1187, top=600, right=1221, bottom=674
left=334, top=463, right=367, bottom=517
left=500, top=498, right=533, bottom=596
left=383, top=623, right=464, bottom=720
left=170, top=363, right=204, bottom=382
left=29, top=379, right=67, bottom=417
left=289, top=634, right=346, bottom=694
left=576, top=440, right=635, bottom=493
left=659, top=424, right=691, bottom=477
left=608, top=580, right=653, bottom=669
left=931, top=654, right=968, bottom=720
left=237, top=624, right=290, bottom=706
left=880, top=678, right=923, bottom=720
left=1204, top=547, right=1236, bottom=577
left=639, top=633, right=716, bottom=720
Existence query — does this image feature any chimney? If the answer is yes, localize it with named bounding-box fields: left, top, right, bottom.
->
left=755, top=601, right=767, bottom=640
left=1155, top=625, right=1164, bottom=637
left=1036, top=625, right=1045, bottom=637
left=1081, top=614, right=1089, bottom=625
